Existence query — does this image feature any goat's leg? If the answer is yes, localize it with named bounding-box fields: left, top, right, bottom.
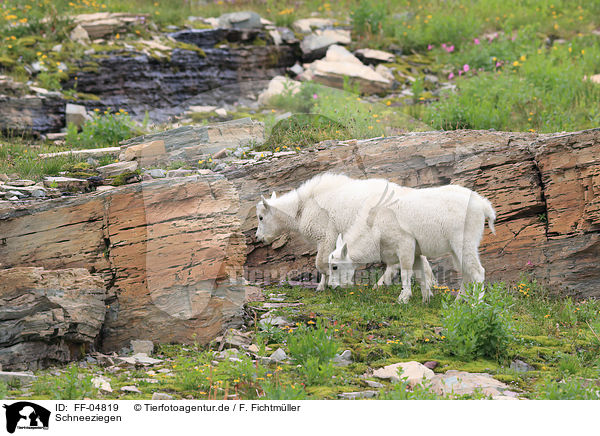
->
left=377, top=264, right=399, bottom=288
left=396, top=240, right=416, bottom=304
left=414, top=255, right=434, bottom=303
left=315, top=245, right=329, bottom=291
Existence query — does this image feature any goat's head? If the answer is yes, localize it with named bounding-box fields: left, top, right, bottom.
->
left=255, top=192, right=280, bottom=244
left=328, top=234, right=356, bottom=288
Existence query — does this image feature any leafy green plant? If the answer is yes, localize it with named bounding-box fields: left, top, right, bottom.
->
left=261, top=380, right=307, bottom=400
left=65, top=110, right=137, bottom=149
left=173, top=355, right=212, bottom=392
left=351, top=0, right=388, bottom=36
left=381, top=379, right=440, bottom=400
left=535, top=377, right=600, bottom=400
left=32, top=366, right=96, bottom=400
left=298, top=356, right=335, bottom=385
left=288, top=319, right=339, bottom=385
left=287, top=319, right=339, bottom=366
left=441, top=283, right=514, bottom=361
left=0, top=381, right=7, bottom=399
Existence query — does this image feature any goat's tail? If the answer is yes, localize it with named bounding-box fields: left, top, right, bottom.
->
left=482, top=197, right=496, bottom=235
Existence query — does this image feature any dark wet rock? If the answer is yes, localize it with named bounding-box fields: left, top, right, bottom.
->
left=65, top=40, right=300, bottom=123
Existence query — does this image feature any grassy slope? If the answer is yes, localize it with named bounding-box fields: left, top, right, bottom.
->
left=3, top=280, right=599, bottom=400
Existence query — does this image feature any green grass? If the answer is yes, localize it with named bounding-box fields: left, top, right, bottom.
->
left=4, top=278, right=598, bottom=401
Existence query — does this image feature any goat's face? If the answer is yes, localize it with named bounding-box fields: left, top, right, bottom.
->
left=255, top=193, right=279, bottom=244
left=328, top=234, right=355, bottom=288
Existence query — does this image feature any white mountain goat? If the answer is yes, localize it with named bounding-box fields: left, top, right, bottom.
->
left=255, top=173, right=434, bottom=292
left=328, top=184, right=496, bottom=304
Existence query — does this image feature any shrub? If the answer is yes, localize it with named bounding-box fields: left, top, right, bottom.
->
left=288, top=319, right=339, bottom=385
left=287, top=319, right=339, bottom=366
left=441, top=283, right=514, bottom=361
left=66, top=110, right=136, bottom=149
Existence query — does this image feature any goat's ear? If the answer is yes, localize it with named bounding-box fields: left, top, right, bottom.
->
left=336, top=233, right=344, bottom=249
left=260, top=195, right=270, bottom=210
left=270, top=191, right=277, bottom=200
left=341, top=242, right=348, bottom=259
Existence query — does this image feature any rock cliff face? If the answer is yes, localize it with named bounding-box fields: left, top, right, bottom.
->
left=0, top=174, right=247, bottom=359
left=0, top=267, right=106, bottom=370
left=224, top=129, right=600, bottom=298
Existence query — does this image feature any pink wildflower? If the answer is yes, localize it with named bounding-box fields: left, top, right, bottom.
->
left=463, top=64, right=470, bottom=72
left=427, top=44, right=433, bottom=50
left=446, top=45, right=455, bottom=53
left=312, top=93, right=318, bottom=99
left=474, top=38, right=480, bottom=45
left=458, top=70, right=463, bottom=76
left=448, top=72, right=454, bottom=79
left=496, top=61, right=502, bottom=67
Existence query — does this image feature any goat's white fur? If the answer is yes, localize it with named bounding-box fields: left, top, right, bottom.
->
left=255, top=173, right=435, bottom=292
left=328, top=184, right=496, bottom=304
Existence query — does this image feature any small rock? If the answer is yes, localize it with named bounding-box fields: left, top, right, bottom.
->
left=292, top=17, right=334, bottom=34
left=354, top=48, right=396, bottom=64
left=333, top=349, right=353, bottom=366
left=152, top=392, right=173, bottom=400
left=132, top=353, right=162, bottom=366
left=363, top=380, right=384, bottom=389
left=510, top=359, right=535, bottom=373
left=120, top=385, right=142, bottom=394
left=217, top=11, right=262, bottom=30
left=269, top=348, right=287, bottom=363
left=187, top=105, right=217, bottom=113
left=215, top=108, right=228, bottom=117
left=429, top=370, right=516, bottom=398
left=258, top=75, right=301, bottom=106
left=92, top=376, right=113, bottom=393
left=145, top=168, right=167, bottom=178
left=66, top=103, right=89, bottom=128
left=30, top=188, right=46, bottom=198
left=70, top=24, right=91, bottom=44
left=259, top=315, right=292, bottom=327
left=300, top=29, right=352, bottom=61
left=157, top=368, right=172, bottom=374
left=338, top=390, right=378, bottom=399
left=372, top=361, right=434, bottom=387
left=424, top=361, right=439, bottom=370
left=52, top=44, right=63, bottom=52
left=131, top=339, right=154, bottom=356
left=288, top=62, right=304, bottom=76
left=0, top=371, right=37, bottom=384
left=44, top=176, right=90, bottom=192
left=9, top=179, right=36, bottom=187
left=213, top=148, right=228, bottom=159
left=96, top=161, right=138, bottom=177
left=166, top=169, right=195, bottom=178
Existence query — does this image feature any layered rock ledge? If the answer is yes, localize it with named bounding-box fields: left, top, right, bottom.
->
left=1, top=128, right=599, bottom=368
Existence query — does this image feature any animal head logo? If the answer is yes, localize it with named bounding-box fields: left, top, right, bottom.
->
left=3, top=402, right=50, bottom=434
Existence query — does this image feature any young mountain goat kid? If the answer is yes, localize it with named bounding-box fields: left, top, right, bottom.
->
left=328, top=184, right=496, bottom=304
left=255, top=173, right=434, bottom=293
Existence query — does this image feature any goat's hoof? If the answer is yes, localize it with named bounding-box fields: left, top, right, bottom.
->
left=397, top=295, right=410, bottom=305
